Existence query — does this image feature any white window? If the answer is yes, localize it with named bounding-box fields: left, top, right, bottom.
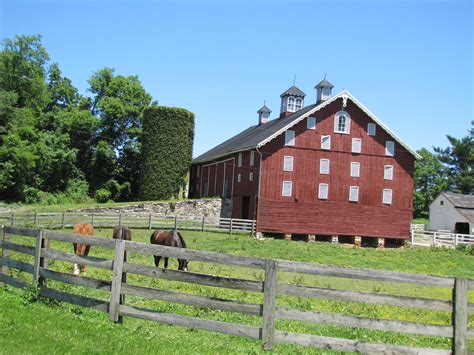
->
left=384, top=165, right=393, bottom=180
left=282, top=181, right=292, bottom=197
left=350, top=162, right=360, bottom=177
left=285, top=130, right=295, bottom=146
left=249, top=172, right=253, bottom=181
left=386, top=141, right=395, bottom=156
left=321, top=135, right=331, bottom=150
left=352, top=138, right=361, bottom=153
left=196, top=166, right=200, bottom=178
left=249, top=151, right=255, bottom=166
left=368, top=123, right=376, bottom=136
left=283, top=156, right=294, bottom=172
left=287, top=97, right=296, bottom=112
left=237, top=173, right=241, bottom=183
left=334, top=111, right=351, bottom=134
left=295, top=98, right=303, bottom=111
left=349, top=186, right=359, bottom=202
left=383, top=189, right=392, bottom=204
left=318, top=183, right=328, bottom=199
left=307, top=117, right=316, bottom=130
left=320, top=159, right=330, bottom=174
left=238, top=153, right=242, bottom=167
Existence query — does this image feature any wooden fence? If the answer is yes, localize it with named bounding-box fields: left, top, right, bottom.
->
left=0, top=211, right=256, bottom=235
left=1, top=225, right=473, bottom=354
left=411, top=228, right=474, bottom=248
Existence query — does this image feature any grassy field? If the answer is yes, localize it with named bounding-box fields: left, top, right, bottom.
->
left=1, top=228, right=473, bottom=353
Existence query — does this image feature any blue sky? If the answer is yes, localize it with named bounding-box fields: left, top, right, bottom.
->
left=1, top=0, right=472, bottom=157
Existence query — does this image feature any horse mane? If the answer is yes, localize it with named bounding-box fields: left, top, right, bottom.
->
left=176, top=231, right=186, bottom=248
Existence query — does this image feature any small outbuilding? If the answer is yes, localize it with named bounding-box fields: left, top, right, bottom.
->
left=429, top=192, right=474, bottom=234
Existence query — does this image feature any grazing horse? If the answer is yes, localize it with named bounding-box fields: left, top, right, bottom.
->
left=72, top=223, right=94, bottom=275
left=150, top=230, right=188, bottom=271
left=112, top=225, right=132, bottom=241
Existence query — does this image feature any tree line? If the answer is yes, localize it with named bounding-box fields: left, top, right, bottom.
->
left=414, top=122, right=473, bottom=218
left=0, top=34, right=194, bottom=204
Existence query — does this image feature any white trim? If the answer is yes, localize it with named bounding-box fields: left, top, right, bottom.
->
left=385, top=141, right=395, bottom=156
left=351, top=138, right=362, bottom=154
left=383, top=188, right=393, bottom=204
left=349, top=186, right=359, bottom=202
left=368, top=122, right=376, bottom=136
left=256, top=90, right=420, bottom=159
left=282, top=181, right=292, bottom=197
left=285, top=130, right=295, bottom=146
left=384, top=165, right=394, bottom=180
left=283, top=155, right=294, bottom=172
left=307, top=116, right=316, bottom=130
left=350, top=162, right=360, bottom=177
left=321, top=135, right=331, bottom=150
left=334, top=110, right=351, bottom=134
left=318, top=183, right=328, bottom=199
left=319, top=159, right=330, bottom=174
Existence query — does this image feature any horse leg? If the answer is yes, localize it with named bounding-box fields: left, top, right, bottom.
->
left=164, top=257, right=169, bottom=269
left=154, top=255, right=161, bottom=267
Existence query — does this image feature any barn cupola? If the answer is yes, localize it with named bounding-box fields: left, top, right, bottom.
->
left=280, top=85, right=306, bottom=118
left=315, top=78, right=334, bottom=104
left=257, top=103, right=272, bottom=125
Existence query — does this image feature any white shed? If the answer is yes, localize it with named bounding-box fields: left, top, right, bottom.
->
left=429, top=192, right=474, bottom=234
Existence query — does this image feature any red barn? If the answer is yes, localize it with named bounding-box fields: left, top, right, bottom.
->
left=189, top=79, right=420, bottom=243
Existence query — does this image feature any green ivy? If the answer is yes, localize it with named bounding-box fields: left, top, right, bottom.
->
left=139, top=106, right=194, bottom=200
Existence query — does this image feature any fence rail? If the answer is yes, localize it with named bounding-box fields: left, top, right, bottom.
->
left=0, top=211, right=256, bottom=235
left=411, top=228, right=474, bottom=248
left=1, top=225, right=473, bottom=354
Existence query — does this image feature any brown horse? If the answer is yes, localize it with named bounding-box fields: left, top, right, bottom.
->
left=150, top=230, right=188, bottom=271
left=72, top=223, right=93, bottom=275
left=112, top=225, right=132, bottom=241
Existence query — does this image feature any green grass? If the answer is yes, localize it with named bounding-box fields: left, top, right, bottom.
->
left=1, top=228, right=473, bottom=353
left=412, top=218, right=429, bottom=225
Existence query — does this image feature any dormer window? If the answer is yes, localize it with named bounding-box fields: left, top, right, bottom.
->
left=295, top=98, right=303, bottom=111
left=287, top=97, right=296, bottom=112
left=334, top=111, right=350, bottom=134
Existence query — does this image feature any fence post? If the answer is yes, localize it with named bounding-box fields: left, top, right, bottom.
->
left=32, top=229, right=44, bottom=285
left=452, top=277, right=468, bottom=354
left=454, top=234, right=459, bottom=248
left=11, top=213, right=14, bottom=226
left=118, top=212, right=122, bottom=226
left=148, top=212, right=152, bottom=230
left=230, top=218, right=233, bottom=235
left=251, top=220, right=255, bottom=236
left=1, top=225, right=11, bottom=276
left=61, top=212, right=66, bottom=229
left=262, top=259, right=277, bottom=350
left=201, top=216, right=205, bottom=232
left=91, top=212, right=95, bottom=228
left=109, top=240, right=126, bottom=323
left=34, top=212, right=38, bottom=228
left=174, top=215, right=178, bottom=230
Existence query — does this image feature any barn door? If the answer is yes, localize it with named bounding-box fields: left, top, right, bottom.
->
left=242, top=196, right=250, bottom=220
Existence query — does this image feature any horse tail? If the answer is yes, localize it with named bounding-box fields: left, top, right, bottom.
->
left=177, top=232, right=186, bottom=248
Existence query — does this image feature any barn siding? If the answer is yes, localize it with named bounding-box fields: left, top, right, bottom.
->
left=257, top=98, right=414, bottom=238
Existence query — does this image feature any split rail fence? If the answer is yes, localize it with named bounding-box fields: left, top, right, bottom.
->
left=0, top=211, right=255, bottom=235
left=1, top=225, right=473, bottom=354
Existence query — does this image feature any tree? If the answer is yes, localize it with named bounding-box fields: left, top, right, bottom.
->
left=434, top=122, right=474, bottom=194
left=413, top=148, right=448, bottom=218
left=140, top=106, right=194, bottom=200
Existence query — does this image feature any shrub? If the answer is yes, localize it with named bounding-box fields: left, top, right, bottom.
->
left=140, top=106, right=194, bottom=200
left=95, top=188, right=111, bottom=203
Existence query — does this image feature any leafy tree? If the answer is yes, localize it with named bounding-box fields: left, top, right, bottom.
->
left=46, top=63, right=80, bottom=111
left=434, top=122, right=474, bottom=194
left=413, top=148, right=448, bottom=218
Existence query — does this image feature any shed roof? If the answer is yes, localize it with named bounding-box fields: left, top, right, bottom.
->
left=442, top=192, right=474, bottom=209
left=192, top=90, right=421, bottom=164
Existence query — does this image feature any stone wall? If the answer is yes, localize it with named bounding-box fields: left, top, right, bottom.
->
left=76, top=199, right=223, bottom=223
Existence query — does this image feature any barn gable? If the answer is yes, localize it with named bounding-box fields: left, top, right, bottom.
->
left=193, top=90, right=420, bottom=164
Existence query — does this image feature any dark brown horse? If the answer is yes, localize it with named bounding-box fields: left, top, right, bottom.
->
left=112, top=225, right=132, bottom=241
left=73, top=223, right=94, bottom=275
left=150, top=230, right=188, bottom=271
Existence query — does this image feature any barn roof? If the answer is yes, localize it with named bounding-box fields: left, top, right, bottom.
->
left=280, top=85, right=306, bottom=98
left=442, top=192, right=474, bottom=209
left=192, top=90, right=421, bottom=164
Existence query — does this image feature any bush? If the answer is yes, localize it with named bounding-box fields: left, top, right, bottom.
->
left=21, top=179, right=93, bottom=205
left=95, top=188, right=111, bottom=203
left=140, top=106, right=194, bottom=200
